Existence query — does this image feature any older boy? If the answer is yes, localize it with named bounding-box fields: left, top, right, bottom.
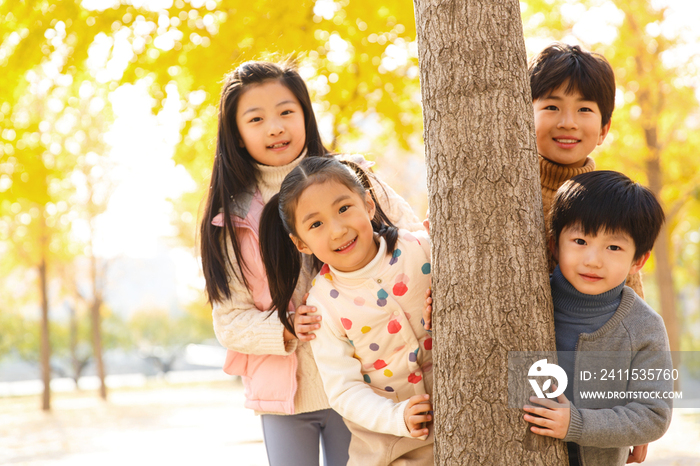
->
left=529, top=43, right=645, bottom=297
left=524, top=171, right=672, bottom=466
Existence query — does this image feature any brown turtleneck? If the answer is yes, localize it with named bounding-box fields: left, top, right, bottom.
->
left=539, top=156, right=645, bottom=299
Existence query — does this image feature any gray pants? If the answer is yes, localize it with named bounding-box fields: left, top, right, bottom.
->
left=261, top=408, right=351, bottom=466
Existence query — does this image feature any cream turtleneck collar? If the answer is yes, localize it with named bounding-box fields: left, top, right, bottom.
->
left=256, top=149, right=307, bottom=203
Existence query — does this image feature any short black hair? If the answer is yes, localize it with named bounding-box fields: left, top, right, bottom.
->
left=550, top=171, right=665, bottom=260
left=529, top=43, right=616, bottom=128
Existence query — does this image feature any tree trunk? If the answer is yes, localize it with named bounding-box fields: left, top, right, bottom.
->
left=646, top=150, right=680, bottom=386
left=413, top=0, right=567, bottom=463
left=39, top=219, right=51, bottom=411
left=91, top=254, right=107, bottom=400
left=646, top=155, right=678, bottom=354
left=69, top=303, right=87, bottom=387
left=70, top=303, right=78, bottom=385
left=617, top=0, right=680, bottom=357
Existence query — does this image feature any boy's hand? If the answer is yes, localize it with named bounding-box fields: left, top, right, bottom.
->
left=523, top=390, right=571, bottom=439
left=422, top=288, right=432, bottom=331
left=626, top=444, right=648, bottom=463
left=293, top=293, right=321, bottom=342
left=404, top=394, right=432, bottom=438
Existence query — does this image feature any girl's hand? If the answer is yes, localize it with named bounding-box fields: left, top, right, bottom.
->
left=422, top=288, right=433, bottom=331
left=404, top=394, right=432, bottom=438
left=283, top=326, right=296, bottom=343
left=523, top=389, right=571, bottom=439
left=293, top=293, right=321, bottom=342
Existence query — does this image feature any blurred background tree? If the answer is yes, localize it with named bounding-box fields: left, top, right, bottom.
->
left=0, top=1, right=133, bottom=408
left=1, top=0, right=698, bottom=410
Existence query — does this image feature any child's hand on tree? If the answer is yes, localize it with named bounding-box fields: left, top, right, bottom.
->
left=404, top=394, right=432, bottom=438
left=522, top=389, right=571, bottom=439
left=422, top=288, right=432, bottom=331
left=292, top=293, right=321, bottom=342
left=626, top=444, right=648, bottom=463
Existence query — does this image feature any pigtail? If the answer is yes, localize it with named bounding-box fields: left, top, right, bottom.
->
left=259, top=194, right=303, bottom=336
left=340, top=160, right=399, bottom=253
left=372, top=209, right=399, bottom=253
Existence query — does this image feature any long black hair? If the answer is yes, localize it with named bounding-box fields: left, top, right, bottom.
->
left=259, top=157, right=399, bottom=335
left=200, top=60, right=329, bottom=303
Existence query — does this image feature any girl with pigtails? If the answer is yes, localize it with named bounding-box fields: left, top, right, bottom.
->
left=199, top=60, right=423, bottom=465
left=259, top=157, right=434, bottom=466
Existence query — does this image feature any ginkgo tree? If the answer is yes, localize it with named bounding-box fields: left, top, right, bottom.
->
left=0, top=82, right=79, bottom=410
left=0, top=1, right=132, bottom=409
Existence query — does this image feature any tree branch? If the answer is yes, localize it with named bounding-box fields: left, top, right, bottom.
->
left=667, top=173, right=700, bottom=221
left=659, top=115, right=685, bottom=153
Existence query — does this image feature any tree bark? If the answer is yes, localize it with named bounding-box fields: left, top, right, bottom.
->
left=413, top=0, right=567, bottom=463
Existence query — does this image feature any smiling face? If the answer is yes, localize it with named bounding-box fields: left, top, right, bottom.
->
left=291, top=180, right=379, bottom=273
left=534, top=82, right=611, bottom=168
left=554, top=225, right=649, bottom=295
left=235, top=80, right=306, bottom=167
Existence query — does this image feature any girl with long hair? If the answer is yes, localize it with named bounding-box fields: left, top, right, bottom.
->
left=200, top=60, right=423, bottom=465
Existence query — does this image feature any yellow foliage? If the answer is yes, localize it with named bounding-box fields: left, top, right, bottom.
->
left=1, top=1, right=698, bottom=351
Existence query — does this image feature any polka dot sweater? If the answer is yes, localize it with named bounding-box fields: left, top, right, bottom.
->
left=307, top=229, right=433, bottom=438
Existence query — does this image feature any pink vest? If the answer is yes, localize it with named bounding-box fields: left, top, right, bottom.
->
left=213, top=190, right=297, bottom=414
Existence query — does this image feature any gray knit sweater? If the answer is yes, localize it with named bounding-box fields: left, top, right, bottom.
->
left=558, top=286, right=673, bottom=466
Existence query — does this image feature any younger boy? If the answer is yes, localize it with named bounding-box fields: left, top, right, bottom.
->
left=523, top=171, right=672, bottom=466
left=529, top=43, right=645, bottom=298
